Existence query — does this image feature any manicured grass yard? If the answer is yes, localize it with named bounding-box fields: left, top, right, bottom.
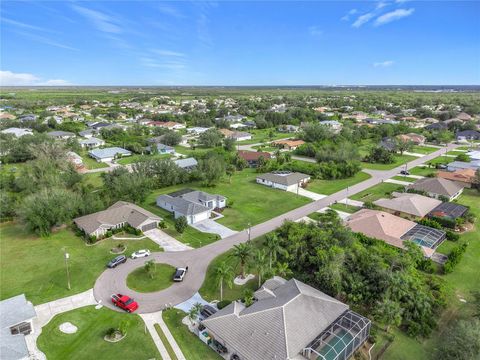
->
left=116, top=153, right=171, bottom=165
left=155, top=324, right=178, bottom=360
left=426, top=156, right=450, bottom=167
left=126, top=263, right=175, bottom=293
left=383, top=189, right=480, bottom=359
left=446, top=150, right=466, bottom=156
left=409, top=166, right=436, bottom=177
left=236, top=129, right=292, bottom=145
left=328, top=203, right=361, bottom=214
left=81, top=155, right=109, bottom=170
left=162, top=309, right=222, bottom=360
left=391, top=175, right=417, bottom=183
left=307, top=171, right=371, bottom=195
left=361, top=155, right=417, bottom=170
left=0, top=223, right=161, bottom=304
left=350, top=182, right=404, bottom=203
left=146, top=168, right=311, bottom=232
left=411, top=145, right=438, bottom=154
left=37, top=306, right=159, bottom=360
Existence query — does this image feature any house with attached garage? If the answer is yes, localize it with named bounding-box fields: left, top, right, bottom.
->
left=0, top=294, right=37, bottom=360
left=271, top=139, right=305, bottom=151
left=200, top=276, right=371, bottom=360
left=146, top=143, right=175, bottom=154
left=373, top=192, right=442, bottom=220
left=79, top=137, right=105, bottom=149
left=237, top=150, right=271, bottom=168
left=47, top=130, right=76, bottom=140
left=256, top=171, right=310, bottom=192
left=156, top=189, right=226, bottom=224
left=0, top=127, right=33, bottom=137
left=74, top=201, right=161, bottom=237
left=406, top=177, right=464, bottom=201
left=174, top=157, right=198, bottom=171
left=89, top=147, right=131, bottom=162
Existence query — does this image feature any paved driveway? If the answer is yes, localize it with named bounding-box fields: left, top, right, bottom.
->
left=144, top=229, right=193, bottom=252
left=93, top=144, right=458, bottom=313
left=190, top=219, right=237, bottom=239
left=288, top=187, right=327, bottom=200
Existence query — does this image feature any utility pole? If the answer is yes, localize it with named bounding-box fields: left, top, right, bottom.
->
left=247, top=222, right=251, bottom=242
left=63, top=248, right=71, bottom=290
left=346, top=186, right=349, bottom=208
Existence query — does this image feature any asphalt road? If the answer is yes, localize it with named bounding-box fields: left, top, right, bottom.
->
left=94, top=144, right=456, bottom=313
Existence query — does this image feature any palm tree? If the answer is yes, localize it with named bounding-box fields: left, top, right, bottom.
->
left=252, top=249, right=269, bottom=287
left=231, top=243, right=252, bottom=279
left=275, top=262, right=293, bottom=278
left=264, top=234, right=286, bottom=269
left=188, top=307, right=199, bottom=326
left=375, top=297, right=403, bottom=332
left=284, top=152, right=292, bottom=163
left=214, top=262, right=234, bottom=301
left=144, top=260, right=156, bottom=279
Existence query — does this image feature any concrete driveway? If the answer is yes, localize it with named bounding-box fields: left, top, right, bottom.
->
left=144, top=229, right=193, bottom=252
left=93, top=144, right=459, bottom=313
left=288, top=187, right=327, bottom=200
left=190, top=219, right=237, bottom=239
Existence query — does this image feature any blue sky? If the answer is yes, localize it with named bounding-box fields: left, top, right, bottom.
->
left=1, top=1, right=479, bottom=86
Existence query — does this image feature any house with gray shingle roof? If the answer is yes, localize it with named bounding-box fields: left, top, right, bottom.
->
left=88, top=147, right=131, bottom=162
left=256, top=171, right=310, bottom=192
left=47, top=130, right=75, bottom=140
left=201, top=277, right=370, bottom=360
left=406, top=177, right=464, bottom=201
left=74, top=201, right=161, bottom=237
left=0, top=294, right=37, bottom=360
left=156, top=189, right=226, bottom=224
left=174, top=157, right=198, bottom=171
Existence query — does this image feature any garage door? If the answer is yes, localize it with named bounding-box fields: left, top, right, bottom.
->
left=141, top=222, right=157, bottom=231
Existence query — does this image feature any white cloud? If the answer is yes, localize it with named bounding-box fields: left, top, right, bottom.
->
left=152, top=49, right=185, bottom=57
left=72, top=5, right=122, bottom=33
left=374, top=8, right=415, bottom=26
left=1, top=17, right=50, bottom=32
left=376, top=2, right=388, bottom=10
left=0, top=70, right=72, bottom=86
left=341, top=9, right=357, bottom=21
left=309, top=26, right=323, bottom=36
left=373, top=60, right=395, bottom=68
left=352, top=12, right=375, bottom=28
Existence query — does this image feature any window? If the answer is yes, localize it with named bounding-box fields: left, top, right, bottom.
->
left=10, top=321, right=32, bottom=335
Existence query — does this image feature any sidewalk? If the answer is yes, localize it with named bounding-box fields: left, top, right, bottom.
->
left=140, top=311, right=186, bottom=360
left=25, top=289, right=97, bottom=360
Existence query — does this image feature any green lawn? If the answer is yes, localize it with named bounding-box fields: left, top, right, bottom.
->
left=391, top=175, right=417, bottom=183
left=162, top=309, right=222, bottom=360
left=0, top=223, right=161, bottom=305
left=126, top=263, right=175, bottom=293
left=446, top=150, right=466, bottom=156
left=37, top=306, right=159, bottom=360
left=145, top=168, right=311, bottom=232
left=251, top=145, right=276, bottom=152
left=383, top=189, right=480, bottom=359
left=81, top=155, right=109, bottom=170
left=411, top=145, right=438, bottom=154
left=116, top=153, right=171, bottom=165
left=426, top=156, right=450, bottom=167
left=82, top=172, right=104, bottom=188
left=307, top=171, right=371, bottom=196
left=236, top=129, right=292, bottom=145
left=409, top=166, right=436, bottom=177
left=350, top=182, right=404, bottom=203
left=361, top=155, right=417, bottom=170
left=155, top=324, right=178, bottom=360
left=328, top=203, right=361, bottom=214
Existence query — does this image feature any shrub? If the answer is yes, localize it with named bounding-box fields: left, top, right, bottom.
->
left=446, top=230, right=460, bottom=242
left=228, top=200, right=235, bottom=208
left=217, top=300, right=230, bottom=309
left=175, top=216, right=188, bottom=234
left=430, top=215, right=456, bottom=229
left=444, top=242, right=468, bottom=274
left=418, top=258, right=435, bottom=273
left=89, top=235, right=97, bottom=243
left=106, top=230, right=113, bottom=238
left=134, top=228, right=142, bottom=236
left=418, top=218, right=442, bottom=230
left=105, top=327, right=117, bottom=337
left=158, top=220, right=167, bottom=229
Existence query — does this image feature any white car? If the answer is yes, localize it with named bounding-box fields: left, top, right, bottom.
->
left=131, top=249, right=151, bottom=259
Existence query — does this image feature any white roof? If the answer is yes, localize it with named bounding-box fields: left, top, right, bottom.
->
left=0, top=127, right=33, bottom=137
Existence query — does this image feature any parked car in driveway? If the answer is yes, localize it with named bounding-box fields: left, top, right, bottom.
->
left=107, top=255, right=127, bottom=268
left=131, top=249, right=151, bottom=259
left=111, top=294, right=138, bottom=313
left=400, top=170, right=410, bottom=175
left=200, top=304, right=217, bottom=319
left=173, top=266, right=188, bottom=282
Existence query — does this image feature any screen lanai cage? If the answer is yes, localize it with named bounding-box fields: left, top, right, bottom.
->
left=302, top=310, right=371, bottom=360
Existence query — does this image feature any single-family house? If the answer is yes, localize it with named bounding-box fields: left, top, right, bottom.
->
left=215, top=114, right=246, bottom=122
left=446, top=160, right=480, bottom=172
left=219, top=128, right=252, bottom=141
left=428, top=202, right=468, bottom=220
left=186, top=127, right=210, bottom=134
left=89, top=147, right=131, bottom=162
left=74, top=201, right=161, bottom=237
left=18, top=114, right=37, bottom=122
left=406, top=177, right=464, bottom=201
left=379, top=137, right=397, bottom=151
left=229, top=123, right=248, bottom=130
left=79, top=129, right=97, bottom=138
left=256, top=171, right=310, bottom=192
left=437, top=169, right=476, bottom=188
left=156, top=189, right=226, bottom=224
left=466, top=150, right=480, bottom=161
left=319, top=120, right=342, bottom=133
left=79, top=137, right=105, bottom=149
left=456, top=112, right=472, bottom=121
left=201, top=276, right=371, bottom=360
left=0, top=294, right=37, bottom=360
left=146, top=143, right=175, bottom=154
left=373, top=192, right=442, bottom=219
left=425, top=122, right=448, bottom=131
left=347, top=111, right=368, bottom=121
left=47, top=131, right=75, bottom=140
left=147, top=121, right=185, bottom=130
left=277, top=124, right=299, bottom=133
left=456, top=130, right=480, bottom=141
left=345, top=209, right=446, bottom=257
left=0, top=127, right=33, bottom=137
left=174, top=157, right=198, bottom=171
left=397, top=133, right=426, bottom=145
left=237, top=150, right=271, bottom=168
left=271, top=139, right=305, bottom=151
left=87, top=122, right=111, bottom=130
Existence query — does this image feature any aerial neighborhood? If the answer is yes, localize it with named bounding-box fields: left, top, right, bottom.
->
left=0, top=87, right=479, bottom=360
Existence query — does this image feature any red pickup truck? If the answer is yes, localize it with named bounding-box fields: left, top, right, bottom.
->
left=111, top=294, right=139, bottom=313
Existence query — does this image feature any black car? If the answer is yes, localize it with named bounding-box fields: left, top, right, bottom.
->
left=200, top=305, right=217, bottom=319
left=400, top=170, right=410, bottom=175
left=107, top=255, right=127, bottom=268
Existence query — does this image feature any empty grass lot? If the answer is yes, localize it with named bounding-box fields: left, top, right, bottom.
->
left=350, top=182, right=404, bottom=203
left=410, top=145, right=438, bottom=154
left=126, top=263, right=175, bottom=293
left=0, top=223, right=161, bottom=305
left=162, top=309, right=222, bottom=360
left=391, top=176, right=417, bottom=183
left=409, top=166, right=437, bottom=177
left=80, top=153, right=109, bottom=170
left=116, top=153, right=171, bottom=165
left=328, top=203, right=361, bottom=214
left=236, top=129, right=292, bottom=145
left=361, top=154, right=417, bottom=170
left=306, top=171, right=371, bottom=195
left=145, top=168, right=311, bottom=232
left=37, top=306, right=159, bottom=360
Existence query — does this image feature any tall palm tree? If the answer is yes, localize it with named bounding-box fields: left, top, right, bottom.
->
left=231, top=243, right=252, bottom=279
left=214, top=262, right=234, bottom=301
left=188, top=307, right=199, bottom=326
left=252, top=249, right=269, bottom=287
left=264, top=234, right=286, bottom=269
left=275, top=262, right=293, bottom=278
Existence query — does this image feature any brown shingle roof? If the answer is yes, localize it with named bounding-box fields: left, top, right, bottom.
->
left=237, top=150, right=271, bottom=161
